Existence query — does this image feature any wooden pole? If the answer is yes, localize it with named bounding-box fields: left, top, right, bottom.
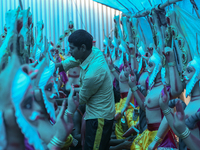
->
left=123, top=0, right=183, bottom=18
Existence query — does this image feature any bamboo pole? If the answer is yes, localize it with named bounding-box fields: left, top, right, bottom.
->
left=123, top=0, right=183, bottom=18
left=190, top=0, right=200, bottom=19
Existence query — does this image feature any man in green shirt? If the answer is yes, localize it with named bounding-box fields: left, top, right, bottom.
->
left=56, top=29, right=115, bottom=150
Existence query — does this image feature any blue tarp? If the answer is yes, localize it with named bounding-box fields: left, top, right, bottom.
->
left=93, top=0, right=200, bottom=16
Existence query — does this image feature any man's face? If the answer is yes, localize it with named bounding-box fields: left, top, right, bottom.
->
left=183, top=64, right=196, bottom=84
left=69, top=43, right=83, bottom=60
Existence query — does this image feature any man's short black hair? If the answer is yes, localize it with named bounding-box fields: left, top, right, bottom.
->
left=68, top=29, right=93, bottom=50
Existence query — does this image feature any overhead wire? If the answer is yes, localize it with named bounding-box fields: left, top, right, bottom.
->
left=71, top=0, right=86, bottom=29
left=116, top=0, right=130, bottom=12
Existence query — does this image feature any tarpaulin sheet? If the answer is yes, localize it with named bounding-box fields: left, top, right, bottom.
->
left=93, top=0, right=200, bottom=17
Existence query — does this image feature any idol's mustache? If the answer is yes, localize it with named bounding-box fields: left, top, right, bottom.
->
left=147, top=69, right=152, bottom=73
left=29, top=111, right=42, bottom=121
left=184, top=76, right=189, bottom=81
left=49, top=93, right=58, bottom=99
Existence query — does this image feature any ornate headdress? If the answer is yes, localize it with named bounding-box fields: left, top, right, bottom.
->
left=114, top=15, right=123, bottom=40
left=36, top=20, right=44, bottom=47
left=103, top=35, right=111, bottom=55
left=119, top=40, right=129, bottom=65
left=19, top=7, right=31, bottom=44
left=121, top=16, right=129, bottom=42
left=137, top=43, right=149, bottom=74
left=34, top=54, right=57, bottom=121
left=0, top=7, right=20, bottom=63
left=148, top=49, right=162, bottom=88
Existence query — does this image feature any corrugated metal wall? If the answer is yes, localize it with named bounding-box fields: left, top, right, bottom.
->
left=0, top=0, right=121, bottom=51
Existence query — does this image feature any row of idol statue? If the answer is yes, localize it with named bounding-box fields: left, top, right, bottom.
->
left=0, top=5, right=83, bottom=150
left=0, top=0, right=200, bottom=150
left=101, top=1, right=200, bottom=150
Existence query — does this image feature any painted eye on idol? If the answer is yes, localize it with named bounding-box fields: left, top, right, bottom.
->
left=53, top=72, right=56, bottom=77
left=45, top=83, right=53, bottom=92
left=148, top=62, right=153, bottom=67
left=187, top=68, right=192, bottom=73
left=23, top=96, right=33, bottom=109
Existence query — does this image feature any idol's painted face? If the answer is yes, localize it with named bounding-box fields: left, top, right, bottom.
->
left=183, top=64, right=196, bottom=84
left=110, top=44, right=114, bottom=52
left=136, top=53, right=142, bottom=62
left=50, top=50, right=56, bottom=57
left=53, top=70, right=60, bottom=89
left=44, top=77, right=58, bottom=103
left=118, top=49, right=122, bottom=57
left=147, top=46, right=154, bottom=55
left=146, top=60, right=155, bottom=76
left=21, top=85, right=45, bottom=127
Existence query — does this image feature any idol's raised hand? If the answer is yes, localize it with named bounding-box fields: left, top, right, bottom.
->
left=173, top=100, right=187, bottom=135
left=124, top=66, right=131, bottom=78
left=67, top=86, right=79, bottom=114
left=123, top=54, right=131, bottom=78
left=128, top=69, right=137, bottom=88
left=54, top=100, right=74, bottom=142
left=159, top=85, right=170, bottom=111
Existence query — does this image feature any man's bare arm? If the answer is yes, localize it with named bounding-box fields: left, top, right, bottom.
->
left=55, top=63, right=64, bottom=72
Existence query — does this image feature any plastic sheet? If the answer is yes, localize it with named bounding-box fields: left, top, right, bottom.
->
left=93, top=0, right=200, bottom=17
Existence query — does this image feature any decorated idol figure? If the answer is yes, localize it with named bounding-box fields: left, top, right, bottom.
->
left=128, top=49, right=177, bottom=150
